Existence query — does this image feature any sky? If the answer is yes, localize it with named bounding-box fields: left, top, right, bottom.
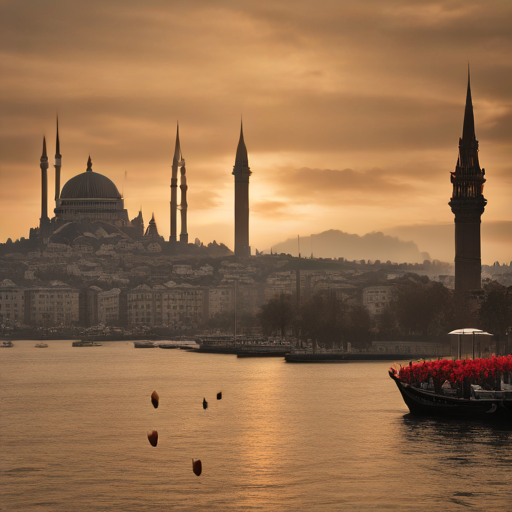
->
left=0, top=0, right=511, bottom=264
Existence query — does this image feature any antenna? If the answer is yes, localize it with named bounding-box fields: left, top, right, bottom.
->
left=298, top=234, right=301, bottom=258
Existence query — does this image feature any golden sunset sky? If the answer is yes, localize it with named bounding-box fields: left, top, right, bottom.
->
left=0, top=0, right=511, bottom=263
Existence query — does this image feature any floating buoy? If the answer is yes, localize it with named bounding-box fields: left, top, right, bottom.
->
left=203, top=398, right=208, bottom=410
left=151, top=390, right=159, bottom=409
left=192, top=459, right=202, bottom=476
left=217, top=391, right=222, bottom=400
left=147, top=430, right=158, bottom=447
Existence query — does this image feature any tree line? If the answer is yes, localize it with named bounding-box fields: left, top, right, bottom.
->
left=254, top=274, right=512, bottom=349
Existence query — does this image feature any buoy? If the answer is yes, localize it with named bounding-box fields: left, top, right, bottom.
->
left=151, top=390, right=159, bottom=409
left=203, top=398, right=208, bottom=410
left=147, top=430, right=158, bottom=447
left=192, top=459, right=202, bottom=476
left=217, top=391, right=222, bottom=400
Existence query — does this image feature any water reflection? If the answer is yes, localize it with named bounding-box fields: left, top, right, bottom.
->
left=394, top=413, right=512, bottom=509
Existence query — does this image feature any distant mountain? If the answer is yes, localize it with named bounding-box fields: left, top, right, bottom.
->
left=269, top=230, right=430, bottom=263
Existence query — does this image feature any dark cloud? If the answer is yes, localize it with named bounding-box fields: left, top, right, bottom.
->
left=0, top=0, right=511, bottom=254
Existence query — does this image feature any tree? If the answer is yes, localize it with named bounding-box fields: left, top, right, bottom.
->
left=299, top=291, right=346, bottom=349
left=479, top=282, right=512, bottom=343
left=390, top=275, right=453, bottom=339
left=344, top=303, right=373, bottom=349
left=257, top=294, right=294, bottom=337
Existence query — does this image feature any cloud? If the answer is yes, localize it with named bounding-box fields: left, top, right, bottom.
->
left=269, top=166, right=414, bottom=205
left=252, top=200, right=293, bottom=219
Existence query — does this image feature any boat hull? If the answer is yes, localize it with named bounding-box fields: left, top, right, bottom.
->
left=389, top=371, right=512, bottom=420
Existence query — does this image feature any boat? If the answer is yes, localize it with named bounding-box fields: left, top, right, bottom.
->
left=72, top=340, right=102, bottom=347
left=389, top=368, right=512, bottom=420
left=389, top=354, right=512, bottom=420
left=0, top=340, right=14, bottom=347
left=196, top=335, right=292, bottom=356
left=133, top=341, right=156, bottom=348
left=35, top=342, right=49, bottom=348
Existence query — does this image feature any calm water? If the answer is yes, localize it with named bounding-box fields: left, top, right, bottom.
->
left=1, top=341, right=512, bottom=511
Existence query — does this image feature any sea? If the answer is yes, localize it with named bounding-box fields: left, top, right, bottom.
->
left=1, top=340, right=512, bottom=511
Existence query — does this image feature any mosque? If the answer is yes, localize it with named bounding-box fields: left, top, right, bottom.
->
left=30, top=120, right=251, bottom=256
left=29, top=121, right=186, bottom=247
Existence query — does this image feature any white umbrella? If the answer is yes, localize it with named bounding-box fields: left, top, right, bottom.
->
left=448, top=328, right=493, bottom=359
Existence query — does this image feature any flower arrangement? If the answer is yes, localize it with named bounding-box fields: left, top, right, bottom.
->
left=390, top=355, right=512, bottom=390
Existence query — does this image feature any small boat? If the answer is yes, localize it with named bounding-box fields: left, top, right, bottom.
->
left=72, top=340, right=102, bottom=347
left=35, top=342, right=49, bottom=348
left=133, top=341, right=156, bottom=348
left=0, top=340, right=14, bottom=347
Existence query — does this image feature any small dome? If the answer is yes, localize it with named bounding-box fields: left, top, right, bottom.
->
left=60, top=168, right=121, bottom=199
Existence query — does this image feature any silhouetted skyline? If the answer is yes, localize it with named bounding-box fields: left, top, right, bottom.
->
left=1, top=0, right=511, bottom=263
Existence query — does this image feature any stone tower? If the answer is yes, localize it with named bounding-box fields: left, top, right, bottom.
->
left=232, top=122, right=251, bottom=257
left=449, top=71, right=487, bottom=293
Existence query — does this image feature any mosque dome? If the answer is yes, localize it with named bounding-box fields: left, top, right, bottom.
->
left=60, top=156, right=121, bottom=199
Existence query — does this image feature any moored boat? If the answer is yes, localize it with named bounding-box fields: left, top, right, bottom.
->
left=0, top=340, right=14, bottom=347
left=72, top=340, right=102, bottom=347
left=35, top=342, right=49, bottom=348
left=133, top=341, right=156, bottom=348
left=389, top=356, right=512, bottom=420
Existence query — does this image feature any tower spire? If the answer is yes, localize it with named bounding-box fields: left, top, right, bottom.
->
left=40, top=136, right=50, bottom=239
left=170, top=122, right=180, bottom=243
left=461, top=65, right=476, bottom=143
left=54, top=117, right=62, bottom=205
left=235, top=120, right=249, bottom=168
left=55, top=116, right=61, bottom=157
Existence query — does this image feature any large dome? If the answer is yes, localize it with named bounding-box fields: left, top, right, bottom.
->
left=60, top=159, right=121, bottom=199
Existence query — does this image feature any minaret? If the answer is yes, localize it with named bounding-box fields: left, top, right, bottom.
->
left=232, top=121, right=252, bottom=257
left=449, top=70, right=487, bottom=293
left=54, top=117, right=62, bottom=209
left=40, top=137, right=51, bottom=238
left=179, top=152, right=188, bottom=244
left=170, top=123, right=180, bottom=243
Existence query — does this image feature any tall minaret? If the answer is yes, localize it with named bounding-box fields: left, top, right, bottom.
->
left=232, top=121, right=252, bottom=257
left=179, top=152, right=188, bottom=244
left=170, top=123, right=180, bottom=243
left=54, top=117, right=62, bottom=209
left=449, top=70, right=487, bottom=293
left=39, top=137, right=51, bottom=238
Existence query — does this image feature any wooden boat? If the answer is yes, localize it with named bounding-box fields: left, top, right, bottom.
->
left=389, top=369, right=512, bottom=420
